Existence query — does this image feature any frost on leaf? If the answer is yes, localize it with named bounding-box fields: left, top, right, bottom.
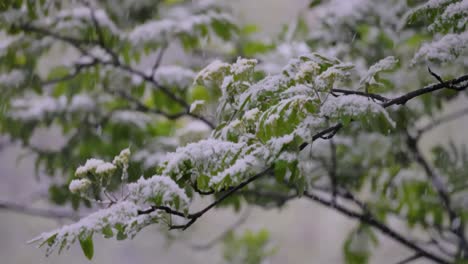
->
left=153, top=66, right=196, bottom=89
left=320, top=95, right=395, bottom=130
left=29, top=202, right=161, bottom=257
left=127, top=176, right=190, bottom=211
left=38, top=6, right=120, bottom=36
left=69, top=179, right=92, bottom=194
left=28, top=51, right=407, bottom=258
left=360, top=56, right=398, bottom=87
left=412, top=31, right=468, bottom=64
left=128, top=11, right=235, bottom=46
left=0, top=70, right=25, bottom=88
left=407, top=0, right=467, bottom=32
left=189, top=100, right=206, bottom=114
left=31, top=149, right=190, bottom=257
left=75, top=158, right=117, bottom=178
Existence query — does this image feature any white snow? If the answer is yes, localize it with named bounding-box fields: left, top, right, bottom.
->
left=128, top=11, right=233, bottom=45
left=75, top=158, right=116, bottom=177
left=412, top=31, right=468, bottom=63
left=127, top=176, right=189, bottom=207
left=9, top=95, right=67, bottom=121
left=189, top=100, right=206, bottom=114
left=110, top=110, right=152, bottom=129
left=154, top=66, right=195, bottom=88
left=69, top=178, right=91, bottom=193
left=360, top=56, right=398, bottom=86
left=0, top=70, right=25, bottom=87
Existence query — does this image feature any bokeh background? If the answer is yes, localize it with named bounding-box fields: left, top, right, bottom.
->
left=2, top=1, right=467, bottom=263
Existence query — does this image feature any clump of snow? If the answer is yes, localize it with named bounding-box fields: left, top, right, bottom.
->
left=194, top=60, right=230, bottom=85
left=69, top=94, right=95, bottom=111
left=209, top=152, right=264, bottom=186
left=315, top=63, right=354, bottom=90
left=128, top=11, right=233, bottom=45
left=259, top=42, right=311, bottom=73
left=0, top=35, right=19, bottom=55
left=29, top=201, right=158, bottom=256
left=162, top=138, right=246, bottom=182
left=42, top=6, right=120, bottom=35
left=127, top=176, right=189, bottom=208
left=176, top=120, right=212, bottom=145
left=75, top=158, right=116, bottom=177
left=154, top=66, right=195, bottom=88
left=69, top=179, right=92, bottom=194
left=295, top=61, right=321, bottom=81
left=110, top=110, right=152, bottom=129
left=320, top=95, right=395, bottom=127
left=440, top=1, right=468, bottom=29
left=412, top=31, right=468, bottom=64
left=189, top=100, right=206, bottom=114
left=422, top=0, right=453, bottom=8
left=76, top=47, right=112, bottom=65
left=113, top=148, right=131, bottom=168
left=244, top=108, right=260, bottom=120
left=231, top=57, right=257, bottom=76
left=9, top=95, right=67, bottom=121
left=0, top=70, right=25, bottom=87
left=360, top=56, right=398, bottom=86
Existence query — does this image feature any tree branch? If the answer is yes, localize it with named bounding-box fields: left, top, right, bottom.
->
left=303, top=191, right=451, bottom=264
left=170, top=167, right=273, bottom=230
left=229, top=187, right=451, bottom=264
left=394, top=253, right=423, bottom=264
left=416, top=107, right=468, bottom=139
left=0, top=200, right=80, bottom=221
left=19, top=23, right=216, bottom=129
left=331, top=88, right=389, bottom=102
left=151, top=44, right=168, bottom=77
left=382, top=74, right=468, bottom=107
left=406, top=132, right=468, bottom=256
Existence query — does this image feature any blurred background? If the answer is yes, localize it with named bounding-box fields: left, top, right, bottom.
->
left=1, top=1, right=467, bottom=263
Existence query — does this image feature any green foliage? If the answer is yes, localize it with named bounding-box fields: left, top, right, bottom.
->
left=223, top=229, right=276, bottom=264
left=1, top=0, right=468, bottom=262
left=79, top=232, right=94, bottom=260
left=343, top=225, right=378, bottom=264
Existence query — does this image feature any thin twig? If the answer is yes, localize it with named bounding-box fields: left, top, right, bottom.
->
left=151, top=44, right=168, bottom=77
left=394, top=253, right=423, bottom=264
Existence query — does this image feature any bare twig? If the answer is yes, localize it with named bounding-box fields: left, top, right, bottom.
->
left=151, top=44, right=168, bottom=77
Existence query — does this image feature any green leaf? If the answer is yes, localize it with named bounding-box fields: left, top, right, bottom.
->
left=79, top=232, right=94, bottom=260
left=102, top=225, right=114, bottom=239
left=309, top=0, right=323, bottom=8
